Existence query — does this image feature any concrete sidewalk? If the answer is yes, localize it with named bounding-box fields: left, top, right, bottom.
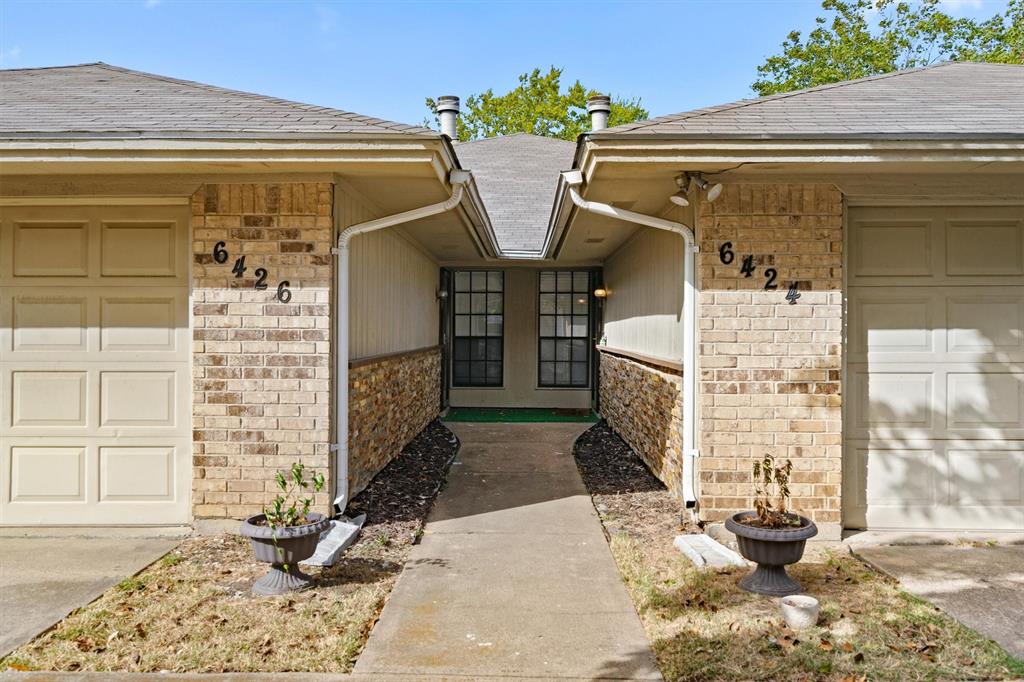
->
left=0, top=535, right=181, bottom=657
left=854, top=544, right=1024, bottom=658
left=354, top=422, right=662, bottom=680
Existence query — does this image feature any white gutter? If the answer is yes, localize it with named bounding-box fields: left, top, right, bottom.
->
left=561, top=171, right=699, bottom=507
left=331, top=169, right=471, bottom=512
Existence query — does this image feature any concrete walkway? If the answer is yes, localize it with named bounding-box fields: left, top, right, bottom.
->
left=354, top=422, right=662, bottom=680
left=0, top=534, right=181, bottom=657
left=855, top=544, right=1024, bottom=658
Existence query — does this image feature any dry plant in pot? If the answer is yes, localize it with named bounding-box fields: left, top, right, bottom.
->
left=239, top=463, right=331, bottom=596
left=725, top=455, right=817, bottom=596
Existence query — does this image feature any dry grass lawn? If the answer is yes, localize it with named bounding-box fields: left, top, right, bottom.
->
left=612, top=535, right=1024, bottom=681
left=1, top=533, right=400, bottom=673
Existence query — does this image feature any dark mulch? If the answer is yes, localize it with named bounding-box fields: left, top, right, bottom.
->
left=573, top=421, right=696, bottom=543
left=345, top=419, right=459, bottom=561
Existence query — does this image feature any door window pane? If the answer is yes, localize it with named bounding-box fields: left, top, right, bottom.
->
left=451, top=271, right=503, bottom=387
left=537, top=270, right=591, bottom=387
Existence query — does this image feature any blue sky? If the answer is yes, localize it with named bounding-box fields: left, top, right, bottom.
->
left=0, top=0, right=1003, bottom=127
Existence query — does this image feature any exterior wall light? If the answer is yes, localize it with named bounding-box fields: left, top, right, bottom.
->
left=593, top=288, right=609, bottom=298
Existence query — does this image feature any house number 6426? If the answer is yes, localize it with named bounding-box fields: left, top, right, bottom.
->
left=211, top=241, right=292, bottom=303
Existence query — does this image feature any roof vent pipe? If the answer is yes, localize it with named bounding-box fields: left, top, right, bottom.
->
left=587, top=94, right=611, bottom=131
left=436, top=95, right=460, bottom=140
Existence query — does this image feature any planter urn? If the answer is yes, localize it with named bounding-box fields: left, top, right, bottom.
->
left=725, top=511, right=818, bottom=597
left=240, top=512, right=331, bottom=596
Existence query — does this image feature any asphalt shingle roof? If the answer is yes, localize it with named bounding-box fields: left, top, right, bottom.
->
left=598, top=62, right=1024, bottom=139
left=454, top=133, right=575, bottom=254
left=0, top=63, right=436, bottom=138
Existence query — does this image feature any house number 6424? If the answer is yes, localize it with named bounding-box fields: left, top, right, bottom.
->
left=212, top=241, right=292, bottom=303
left=718, top=241, right=801, bottom=304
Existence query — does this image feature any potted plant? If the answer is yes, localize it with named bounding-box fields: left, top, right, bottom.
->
left=725, top=455, right=817, bottom=596
left=240, top=462, right=330, bottom=596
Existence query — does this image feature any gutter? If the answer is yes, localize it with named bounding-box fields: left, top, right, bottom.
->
left=331, top=169, right=472, bottom=512
left=560, top=171, right=700, bottom=507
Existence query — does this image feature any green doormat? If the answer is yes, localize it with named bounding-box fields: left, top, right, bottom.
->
left=443, top=407, right=599, bottom=423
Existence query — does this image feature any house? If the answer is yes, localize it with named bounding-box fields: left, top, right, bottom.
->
left=1, top=61, right=1022, bottom=538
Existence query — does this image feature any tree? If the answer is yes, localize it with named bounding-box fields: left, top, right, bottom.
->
left=424, top=67, right=648, bottom=141
left=752, top=0, right=1024, bottom=96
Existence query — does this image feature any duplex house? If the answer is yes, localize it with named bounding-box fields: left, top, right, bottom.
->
left=1, top=61, right=1022, bottom=539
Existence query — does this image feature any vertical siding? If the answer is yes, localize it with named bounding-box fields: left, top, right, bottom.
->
left=338, top=187, right=440, bottom=359
left=602, top=228, right=684, bottom=361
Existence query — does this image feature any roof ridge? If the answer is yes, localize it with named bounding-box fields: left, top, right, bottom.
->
left=0, top=62, right=104, bottom=73
left=86, top=63, right=431, bottom=134
left=608, top=62, right=955, bottom=134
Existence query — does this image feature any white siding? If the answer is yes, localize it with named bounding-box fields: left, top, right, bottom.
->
left=338, top=188, right=440, bottom=360
left=602, top=228, right=684, bottom=362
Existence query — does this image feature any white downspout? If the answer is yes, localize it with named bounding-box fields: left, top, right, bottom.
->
left=331, top=169, right=471, bottom=512
left=563, top=172, right=699, bottom=507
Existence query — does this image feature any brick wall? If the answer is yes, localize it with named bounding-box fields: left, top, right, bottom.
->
left=599, top=350, right=683, bottom=495
left=349, top=347, right=441, bottom=495
left=191, top=183, right=334, bottom=519
left=696, top=184, right=843, bottom=529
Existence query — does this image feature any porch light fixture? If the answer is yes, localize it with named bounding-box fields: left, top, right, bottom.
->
left=593, top=288, right=609, bottom=298
left=692, top=173, right=724, bottom=203
left=669, top=174, right=690, bottom=207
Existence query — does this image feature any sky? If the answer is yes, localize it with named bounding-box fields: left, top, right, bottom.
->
left=0, top=0, right=1005, bottom=128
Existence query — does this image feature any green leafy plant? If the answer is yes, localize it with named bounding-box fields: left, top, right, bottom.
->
left=263, top=462, right=325, bottom=528
left=749, top=455, right=802, bottom=528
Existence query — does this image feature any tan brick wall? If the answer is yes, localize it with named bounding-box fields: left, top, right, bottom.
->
left=191, top=183, right=334, bottom=519
left=697, top=184, right=843, bottom=526
left=349, top=347, right=441, bottom=495
left=599, top=351, right=683, bottom=495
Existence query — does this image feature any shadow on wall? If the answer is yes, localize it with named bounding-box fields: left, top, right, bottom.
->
left=848, top=316, right=1024, bottom=530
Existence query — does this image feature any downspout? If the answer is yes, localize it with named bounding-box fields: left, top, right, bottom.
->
left=331, top=169, right=471, bottom=512
left=561, top=171, right=699, bottom=508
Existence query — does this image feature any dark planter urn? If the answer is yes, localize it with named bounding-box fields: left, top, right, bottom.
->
left=725, top=511, right=818, bottom=597
left=240, top=512, right=330, bottom=596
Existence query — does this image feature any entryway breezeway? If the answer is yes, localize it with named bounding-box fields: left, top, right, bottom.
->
left=354, top=422, right=661, bottom=680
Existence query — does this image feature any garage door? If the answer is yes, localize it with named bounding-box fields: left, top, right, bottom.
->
left=845, top=205, right=1024, bottom=531
left=0, top=203, right=191, bottom=525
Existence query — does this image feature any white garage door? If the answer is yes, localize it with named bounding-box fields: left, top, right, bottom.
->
left=845, top=205, right=1024, bottom=531
left=0, top=203, right=191, bottom=525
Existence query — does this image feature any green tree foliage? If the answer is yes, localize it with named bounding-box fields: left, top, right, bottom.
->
left=753, top=0, right=1023, bottom=96
left=425, top=67, right=648, bottom=141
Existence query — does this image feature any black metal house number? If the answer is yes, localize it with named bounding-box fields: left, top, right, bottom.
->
left=718, top=241, right=802, bottom=304
left=212, top=241, right=292, bottom=303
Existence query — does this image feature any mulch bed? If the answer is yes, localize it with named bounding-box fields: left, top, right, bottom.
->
left=573, top=420, right=697, bottom=544
left=348, top=419, right=460, bottom=556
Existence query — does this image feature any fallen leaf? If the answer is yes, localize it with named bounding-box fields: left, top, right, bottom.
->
left=819, top=637, right=834, bottom=651
left=840, top=642, right=854, bottom=653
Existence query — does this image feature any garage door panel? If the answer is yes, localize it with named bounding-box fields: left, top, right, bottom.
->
left=99, top=446, right=175, bottom=501
left=851, top=219, right=934, bottom=278
left=12, top=222, right=89, bottom=277
left=100, top=221, right=177, bottom=277
left=946, top=219, right=1024, bottom=276
left=947, top=295, right=1024, bottom=353
left=947, top=450, right=1024, bottom=506
left=101, top=296, right=178, bottom=351
left=12, top=371, right=87, bottom=427
left=12, top=295, right=88, bottom=351
left=846, top=205, right=1024, bottom=531
left=947, top=372, right=1024, bottom=431
left=10, top=445, right=86, bottom=502
left=850, top=367, right=934, bottom=433
left=848, top=294, right=936, bottom=360
left=100, top=371, right=177, bottom=427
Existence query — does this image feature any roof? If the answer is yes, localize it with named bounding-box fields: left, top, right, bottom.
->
left=454, top=133, right=575, bottom=254
left=0, top=63, right=436, bottom=138
left=597, top=62, right=1024, bottom=139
